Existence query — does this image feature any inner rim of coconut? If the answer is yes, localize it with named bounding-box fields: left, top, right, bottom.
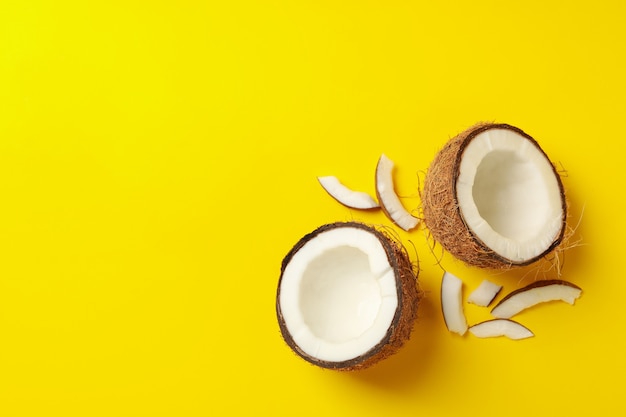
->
left=455, top=127, right=564, bottom=263
left=279, top=227, right=398, bottom=363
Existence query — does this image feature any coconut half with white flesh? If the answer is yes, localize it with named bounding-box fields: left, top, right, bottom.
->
left=422, top=123, right=567, bottom=269
left=276, top=222, right=420, bottom=371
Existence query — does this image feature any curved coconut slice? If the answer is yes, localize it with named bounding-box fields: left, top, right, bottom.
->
left=467, top=279, right=503, bottom=307
left=491, top=279, right=582, bottom=319
left=469, top=319, right=534, bottom=340
left=375, top=154, right=419, bottom=231
left=276, top=222, right=420, bottom=371
left=441, top=271, right=467, bottom=335
left=317, top=176, right=380, bottom=209
left=422, top=123, right=566, bottom=268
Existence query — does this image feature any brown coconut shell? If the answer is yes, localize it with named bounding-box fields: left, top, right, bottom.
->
left=422, top=123, right=567, bottom=269
left=276, top=221, right=420, bottom=371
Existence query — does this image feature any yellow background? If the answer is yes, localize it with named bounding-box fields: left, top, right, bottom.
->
left=1, top=1, right=623, bottom=415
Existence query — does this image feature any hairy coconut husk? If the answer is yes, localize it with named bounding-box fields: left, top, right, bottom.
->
left=422, top=123, right=567, bottom=269
left=276, top=221, right=420, bottom=371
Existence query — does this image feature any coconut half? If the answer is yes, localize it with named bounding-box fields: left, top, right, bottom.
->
left=423, top=123, right=567, bottom=269
left=276, top=222, right=420, bottom=371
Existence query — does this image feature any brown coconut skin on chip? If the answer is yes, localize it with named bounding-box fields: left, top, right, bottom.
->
left=276, top=222, right=420, bottom=371
left=422, top=123, right=567, bottom=269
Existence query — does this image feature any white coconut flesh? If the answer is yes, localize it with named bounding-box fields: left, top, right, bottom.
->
left=455, top=128, right=564, bottom=263
left=279, top=226, right=399, bottom=363
left=467, top=279, right=503, bottom=307
left=441, top=272, right=468, bottom=335
left=469, top=319, right=534, bottom=340
left=491, top=280, right=582, bottom=319
left=317, top=176, right=379, bottom=209
left=375, top=154, right=419, bottom=231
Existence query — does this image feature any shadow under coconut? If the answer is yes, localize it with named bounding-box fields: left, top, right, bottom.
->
left=344, top=292, right=442, bottom=392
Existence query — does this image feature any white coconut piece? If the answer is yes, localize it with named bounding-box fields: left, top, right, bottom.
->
left=454, top=127, right=565, bottom=264
left=491, top=280, right=582, bottom=319
left=317, top=176, right=380, bottom=209
left=375, top=154, right=419, bottom=231
left=441, top=271, right=468, bottom=335
left=276, top=222, right=419, bottom=370
left=467, top=279, right=503, bottom=307
left=469, top=319, right=534, bottom=340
